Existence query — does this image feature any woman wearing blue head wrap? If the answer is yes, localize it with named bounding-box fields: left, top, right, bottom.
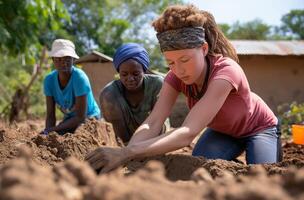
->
left=113, top=43, right=150, bottom=72
left=99, top=43, right=170, bottom=143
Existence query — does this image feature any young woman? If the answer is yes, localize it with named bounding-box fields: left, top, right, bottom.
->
left=100, top=43, right=169, bottom=143
left=86, top=5, right=281, bottom=172
left=41, top=39, right=100, bottom=135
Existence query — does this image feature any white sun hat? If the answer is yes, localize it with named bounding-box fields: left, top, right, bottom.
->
left=49, top=39, right=79, bottom=59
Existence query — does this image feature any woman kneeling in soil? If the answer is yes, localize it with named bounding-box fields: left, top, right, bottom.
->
left=86, top=5, right=282, bottom=172
left=100, top=43, right=170, bottom=143
left=41, top=39, right=100, bottom=135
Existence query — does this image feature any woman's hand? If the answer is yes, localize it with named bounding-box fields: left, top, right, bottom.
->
left=85, top=146, right=132, bottom=173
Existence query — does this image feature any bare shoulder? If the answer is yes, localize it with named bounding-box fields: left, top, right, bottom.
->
left=99, top=81, right=118, bottom=102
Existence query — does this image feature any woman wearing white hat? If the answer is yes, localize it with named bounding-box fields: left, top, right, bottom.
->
left=41, top=39, right=101, bottom=135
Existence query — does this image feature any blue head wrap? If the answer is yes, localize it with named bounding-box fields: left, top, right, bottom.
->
left=113, top=43, right=150, bottom=72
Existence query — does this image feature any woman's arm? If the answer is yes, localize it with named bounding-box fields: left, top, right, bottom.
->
left=99, top=89, right=130, bottom=142
left=48, top=95, right=87, bottom=132
left=45, top=96, right=56, bottom=129
left=127, top=79, right=233, bottom=158
left=86, top=79, right=234, bottom=172
left=128, top=82, right=179, bottom=145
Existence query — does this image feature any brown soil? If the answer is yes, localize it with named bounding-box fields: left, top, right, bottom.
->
left=0, top=120, right=304, bottom=200
left=0, top=119, right=118, bottom=166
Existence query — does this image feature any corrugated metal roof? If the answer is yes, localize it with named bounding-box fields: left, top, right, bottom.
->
left=75, top=50, right=113, bottom=64
left=231, top=40, right=304, bottom=56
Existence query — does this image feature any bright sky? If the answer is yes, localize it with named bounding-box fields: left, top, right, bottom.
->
left=186, top=0, right=304, bottom=25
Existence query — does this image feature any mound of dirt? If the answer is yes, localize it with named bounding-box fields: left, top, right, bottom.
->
left=125, top=142, right=304, bottom=181
left=0, top=119, right=118, bottom=166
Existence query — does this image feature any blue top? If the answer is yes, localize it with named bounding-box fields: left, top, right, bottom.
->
left=43, top=66, right=101, bottom=119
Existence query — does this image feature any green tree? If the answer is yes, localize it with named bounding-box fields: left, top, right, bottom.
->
left=281, top=9, right=304, bottom=39
left=0, top=0, right=69, bottom=58
left=228, top=19, right=271, bottom=40
left=218, top=23, right=230, bottom=37
left=268, top=26, right=294, bottom=40
left=61, top=0, right=183, bottom=62
left=0, top=0, right=70, bottom=121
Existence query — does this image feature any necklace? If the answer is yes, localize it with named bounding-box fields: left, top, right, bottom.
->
left=188, top=57, right=211, bottom=100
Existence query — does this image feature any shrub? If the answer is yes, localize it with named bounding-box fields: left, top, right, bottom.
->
left=277, top=102, right=304, bottom=138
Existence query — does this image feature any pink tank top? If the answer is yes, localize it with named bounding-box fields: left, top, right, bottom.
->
left=165, top=55, right=277, bottom=138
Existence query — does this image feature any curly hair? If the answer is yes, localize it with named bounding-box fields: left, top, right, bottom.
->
left=152, top=4, right=238, bottom=62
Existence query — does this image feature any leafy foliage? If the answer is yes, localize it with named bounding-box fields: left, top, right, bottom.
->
left=281, top=9, right=304, bottom=39
left=0, top=0, right=70, bottom=120
left=0, top=0, right=70, bottom=58
left=61, top=0, right=182, bottom=58
left=218, top=9, right=304, bottom=40
left=278, top=102, right=304, bottom=138
left=228, top=19, right=271, bottom=40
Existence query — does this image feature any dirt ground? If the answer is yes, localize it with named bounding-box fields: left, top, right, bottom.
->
left=0, top=119, right=303, bottom=200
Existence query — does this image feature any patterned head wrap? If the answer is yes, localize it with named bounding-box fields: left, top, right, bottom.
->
left=156, top=27, right=206, bottom=52
left=113, top=43, right=150, bottom=72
